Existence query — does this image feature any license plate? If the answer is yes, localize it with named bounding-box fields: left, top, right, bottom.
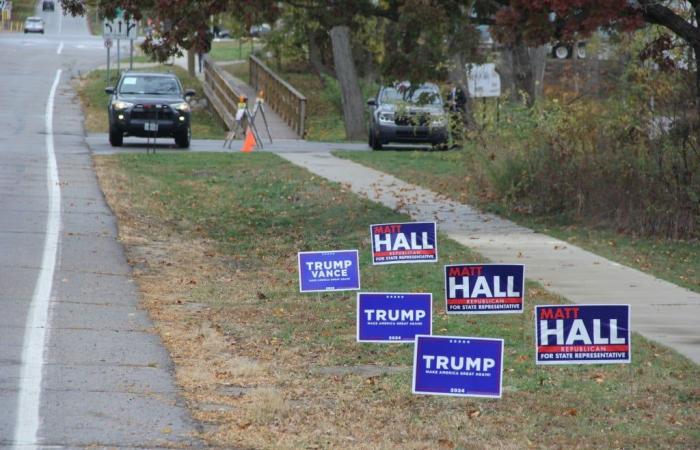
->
left=144, top=122, right=158, bottom=132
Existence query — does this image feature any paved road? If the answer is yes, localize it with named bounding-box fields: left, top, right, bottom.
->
left=0, top=3, right=200, bottom=448
left=280, top=152, right=700, bottom=364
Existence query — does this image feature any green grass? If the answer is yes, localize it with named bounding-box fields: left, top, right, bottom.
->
left=209, top=38, right=258, bottom=62
left=223, top=60, right=249, bottom=84
left=104, top=151, right=700, bottom=449
left=335, top=150, right=700, bottom=294
left=75, top=65, right=226, bottom=139
left=8, top=0, right=36, bottom=23
left=224, top=61, right=377, bottom=142
left=284, top=72, right=347, bottom=142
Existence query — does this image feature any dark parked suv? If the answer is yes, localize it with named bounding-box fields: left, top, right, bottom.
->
left=367, top=82, right=448, bottom=150
left=106, top=72, right=195, bottom=148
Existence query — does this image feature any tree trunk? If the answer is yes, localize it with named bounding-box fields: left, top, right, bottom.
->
left=329, top=25, right=366, bottom=140
left=308, top=28, right=334, bottom=86
left=448, top=52, right=475, bottom=129
left=509, top=41, right=547, bottom=106
left=187, top=49, right=195, bottom=77
left=694, top=45, right=700, bottom=125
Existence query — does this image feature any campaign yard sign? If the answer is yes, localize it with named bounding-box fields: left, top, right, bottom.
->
left=370, top=222, right=437, bottom=265
left=444, top=264, right=524, bottom=314
left=297, top=250, right=360, bottom=293
left=412, top=335, right=504, bottom=398
left=535, top=304, right=631, bottom=365
left=357, top=293, right=432, bottom=343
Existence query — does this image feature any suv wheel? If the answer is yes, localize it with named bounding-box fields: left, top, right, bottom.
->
left=109, top=127, right=123, bottom=147
left=175, top=127, right=191, bottom=149
left=370, top=131, right=383, bottom=151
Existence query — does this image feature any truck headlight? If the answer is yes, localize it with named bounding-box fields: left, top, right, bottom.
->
left=112, top=101, right=133, bottom=111
left=431, top=114, right=447, bottom=127
left=378, top=112, right=394, bottom=123
left=172, top=102, right=190, bottom=112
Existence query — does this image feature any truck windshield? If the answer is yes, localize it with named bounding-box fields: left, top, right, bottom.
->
left=119, top=76, right=181, bottom=95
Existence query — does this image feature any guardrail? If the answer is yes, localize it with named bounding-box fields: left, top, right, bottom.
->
left=202, top=55, right=244, bottom=131
left=0, top=20, right=23, bottom=32
left=249, top=55, right=306, bottom=138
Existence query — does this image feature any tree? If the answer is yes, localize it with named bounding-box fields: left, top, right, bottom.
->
left=491, top=1, right=700, bottom=117
left=379, top=0, right=482, bottom=127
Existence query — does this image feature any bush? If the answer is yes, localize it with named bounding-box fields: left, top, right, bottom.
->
left=472, top=80, right=699, bottom=239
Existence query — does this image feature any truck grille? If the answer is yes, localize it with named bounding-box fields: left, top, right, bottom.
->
left=131, top=105, right=173, bottom=121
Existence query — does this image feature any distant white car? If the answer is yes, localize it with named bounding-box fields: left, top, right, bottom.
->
left=24, top=17, right=45, bottom=34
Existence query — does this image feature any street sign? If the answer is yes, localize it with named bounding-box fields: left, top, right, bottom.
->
left=103, top=17, right=138, bottom=40
left=466, top=63, right=501, bottom=98
left=104, top=38, right=113, bottom=49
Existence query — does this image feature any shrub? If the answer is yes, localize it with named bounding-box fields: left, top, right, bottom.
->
left=473, top=76, right=699, bottom=239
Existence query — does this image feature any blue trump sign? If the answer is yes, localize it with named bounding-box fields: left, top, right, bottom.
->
left=370, top=222, right=437, bottom=265
left=535, top=304, right=631, bottom=365
left=445, top=264, right=524, bottom=314
left=357, top=293, right=432, bottom=343
left=413, top=335, right=504, bottom=398
left=297, top=250, right=360, bottom=293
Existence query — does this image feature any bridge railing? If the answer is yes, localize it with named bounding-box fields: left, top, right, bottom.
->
left=202, top=55, right=244, bottom=131
left=249, top=55, right=306, bottom=138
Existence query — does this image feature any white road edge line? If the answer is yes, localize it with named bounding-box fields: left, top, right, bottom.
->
left=13, top=69, right=62, bottom=449
left=56, top=42, right=63, bottom=55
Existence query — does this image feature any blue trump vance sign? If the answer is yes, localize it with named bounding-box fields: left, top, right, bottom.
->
left=297, top=250, right=360, bottom=293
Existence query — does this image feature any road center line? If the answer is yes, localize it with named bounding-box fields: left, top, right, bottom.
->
left=56, top=42, right=63, bottom=55
left=13, top=69, right=62, bottom=449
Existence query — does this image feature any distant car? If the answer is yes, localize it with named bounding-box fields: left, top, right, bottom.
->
left=105, top=72, right=196, bottom=148
left=367, top=82, right=448, bottom=150
left=249, top=23, right=271, bottom=37
left=212, top=26, right=231, bottom=39
left=42, top=1, right=55, bottom=11
left=24, top=17, right=45, bottom=34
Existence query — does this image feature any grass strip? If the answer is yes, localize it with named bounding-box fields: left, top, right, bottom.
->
left=95, top=152, right=699, bottom=449
left=335, top=150, right=700, bottom=294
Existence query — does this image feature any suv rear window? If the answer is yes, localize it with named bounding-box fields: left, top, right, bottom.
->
left=119, top=76, right=181, bottom=95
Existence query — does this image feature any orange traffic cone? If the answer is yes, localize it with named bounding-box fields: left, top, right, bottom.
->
left=240, top=127, right=256, bottom=153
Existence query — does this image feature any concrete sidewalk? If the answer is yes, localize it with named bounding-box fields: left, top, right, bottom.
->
left=279, top=152, right=700, bottom=364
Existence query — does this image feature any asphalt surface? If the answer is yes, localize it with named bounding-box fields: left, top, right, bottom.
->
left=1, top=3, right=200, bottom=448
left=86, top=133, right=369, bottom=154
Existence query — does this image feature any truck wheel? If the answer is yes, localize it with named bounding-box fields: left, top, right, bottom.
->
left=109, top=127, right=123, bottom=147
left=175, top=127, right=191, bottom=149
left=553, top=43, right=571, bottom=59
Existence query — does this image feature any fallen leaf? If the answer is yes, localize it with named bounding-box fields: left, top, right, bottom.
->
left=563, top=408, right=578, bottom=416
left=438, top=438, right=455, bottom=448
